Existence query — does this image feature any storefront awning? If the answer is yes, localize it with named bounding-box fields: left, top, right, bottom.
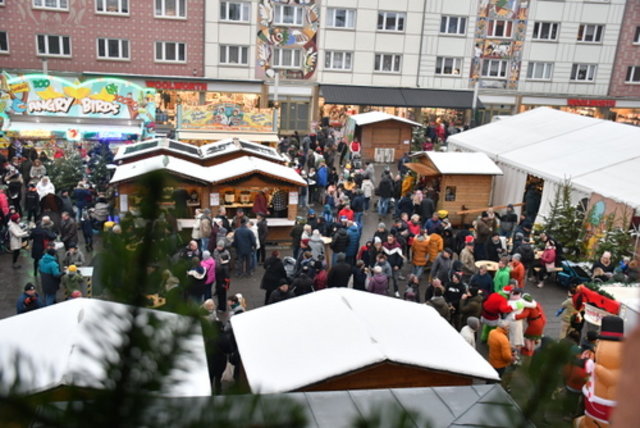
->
left=178, top=131, right=280, bottom=143
left=320, top=85, right=480, bottom=109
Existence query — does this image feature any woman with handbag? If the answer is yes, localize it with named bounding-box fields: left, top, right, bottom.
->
left=536, top=240, right=557, bottom=289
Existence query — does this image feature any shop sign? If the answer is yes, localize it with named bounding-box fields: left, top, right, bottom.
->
left=146, top=80, right=207, bottom=91
left=567, top=99, right=616, bottom=108
left=1, top=73, right=156, bottom=125
left=180, top=103, right=275, bottom=132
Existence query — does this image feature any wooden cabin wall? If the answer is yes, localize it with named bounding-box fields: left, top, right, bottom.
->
left=360, top=122, right=413, bottom=162
left=439, top=175, right=493, bottom=226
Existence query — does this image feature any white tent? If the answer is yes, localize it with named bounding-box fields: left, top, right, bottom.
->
left=0, top=298, right=211, bottom=397
left=448, top=107, right=640, bottom=221
left=230, top=288, right=499, bottom=394
left=349, top=111, right=423, bottom=127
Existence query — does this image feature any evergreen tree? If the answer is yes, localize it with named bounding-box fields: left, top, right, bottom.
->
left=46, top=143, right=85, bottom=193
left=542, top=180, right=586, bottom=260
left=595, top=211, right=637, bottom=263
left=88, top=142, right=115, bottom=192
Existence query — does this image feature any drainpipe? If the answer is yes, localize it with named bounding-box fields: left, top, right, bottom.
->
left=415, top=0, right=427, bottom=88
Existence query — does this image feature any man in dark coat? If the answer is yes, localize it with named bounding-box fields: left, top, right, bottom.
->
left=256, top=212, right=268, bottom=264
left=233, top=218, right=256, bottom=277
left=376, top=173, right=394, bottom=216
left=327, top=253, right=352, bottom=287
left=16, top=283, right=43, bottom=314
left=60, top=211, right=78, bottom=250
left=30, top=216, right=57, bottom=277
left=267, top=280, right=294, bottom=304
left=330, top=227, right=350, bottom=265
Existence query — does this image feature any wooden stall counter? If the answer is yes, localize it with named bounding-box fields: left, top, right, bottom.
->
left=177, top=218, right=295, bottom=244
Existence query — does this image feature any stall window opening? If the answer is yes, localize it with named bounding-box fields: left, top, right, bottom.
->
left=97, top=38, right=129, bottom=60
left=155, top=41, right=186, bottom=63
left=570, top=64, right=597, bottom=82
left=526, top=62, right=553, bottom=81
left=445, top=187, right=456, bottom=202
left=0, top=32, right=8, bottom=54
left=377, top=11, right=405, bottom=32
left=440, top=16, right=466, bottom=35
left=33, top=0, right=68, bottom=11
left=327, top=8, right=356, bottom=29
left=577, top=24, right=603, bottom=43
left=481, top=59, right=508, bottom=78
left=220, top=45, right=249, bottom=65
left=274, top=4, right=303, bottom=26
left=155, top=0, right=186, bottom=19
left=374, top=53, right=402, bottom=73
left=435, top=57, right=462, bottom=76
left=626, top=66, right=640, bottom=84
left=532, top=22, right=558, bottom=41
left=96, top=0, right=128, bottom=14
left=37, top=34, right=71, bottom=57
left=273, top=48, right=301, bottom=69
left=325, top=51, right=353, bottom=71
left=220, top=1, right=250, bottom=22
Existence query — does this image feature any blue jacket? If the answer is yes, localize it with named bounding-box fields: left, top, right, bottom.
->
left=16, top=292, right=43, bottom=314
left=39, top=253, right=63, bottom=294
left=345, top=225, right=361, bottom=257
left=316, top=166, right=328, bottom=187
left=233, top=226, right=256, bottom=255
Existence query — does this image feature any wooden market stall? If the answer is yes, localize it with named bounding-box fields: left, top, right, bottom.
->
left=230, top=288, right=499, bottom=394
left=407, top=152, right=503, bottom=226
left=345, top=111, right=423, bottom=162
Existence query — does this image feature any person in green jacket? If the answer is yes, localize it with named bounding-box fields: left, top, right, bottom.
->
left=62, top=264, right=86, bottom=297
left=493, top=257, right=511, bottom=293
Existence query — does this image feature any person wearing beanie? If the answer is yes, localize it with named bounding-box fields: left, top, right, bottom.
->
left=267, top=280, right=294, bottom=305
left=201, top=250, right=216, bottom=301
left=213, top=242, right=231, bottom=311
left=480, top=286, right=516, bottom=342
left=488, top=319, right=513, bottom=377
left=460, top=316, right=480, bottom=348
left=39, top=248, right=64, bottom=306
left=373, top=223, right=388, bottom=244
left=16, top=283, right=42, bottom=314
left=62, top=245, right=86, bottom=269
left=411, top=229, right=431, bottom=279
left=8, top=213, right=28, bottom=269
left=62, top=264, right=86, bottom=297
left=459, top=237, right=477, bottom=280
left=367, top=265, right=389, bottom=295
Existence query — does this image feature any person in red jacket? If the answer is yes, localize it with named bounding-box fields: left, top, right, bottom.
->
left=515, top=294, right=547, bottom=356
left=337, top=205, right=354, bottom=221
left=481, top=285, right=516, bottom=342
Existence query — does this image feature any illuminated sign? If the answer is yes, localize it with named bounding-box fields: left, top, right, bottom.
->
left=28, top=97, right=74, bottom=114
left=145, top=80, right=207, bottom=91
left=567, top=99, right=616, bottom=108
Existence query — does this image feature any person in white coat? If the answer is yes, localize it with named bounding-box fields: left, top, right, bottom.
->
left=460, top=316, right=480, bottom=349
left=8, top=213, right=29, bottom=268
left=36, top=176, right=55, bottom=200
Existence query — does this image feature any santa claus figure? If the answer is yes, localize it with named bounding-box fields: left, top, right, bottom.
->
left=577, top=315, right=624, bottom=427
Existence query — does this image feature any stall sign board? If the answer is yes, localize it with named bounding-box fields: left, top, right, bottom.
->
left=289, top=191, right=298, bottom=206
left=567, top=99, right=616, bottom=108
left=180, top=103, right=275, bottom=132
left=146, top=81, right=207, bottom=91
left=210, top=193, right=220, bottom=206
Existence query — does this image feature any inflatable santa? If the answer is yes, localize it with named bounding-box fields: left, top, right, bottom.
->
left=576, top=315, right=624, bottom=427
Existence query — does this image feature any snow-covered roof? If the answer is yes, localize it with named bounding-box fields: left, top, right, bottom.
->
left=110, top=155, right=306, bottom=186
left=447, top=107, right=640, bottom=210
left=414, top=152, right=503, bottom=175
left=0, top=298, right=211, bottom=397
left=349, top=111, right=423, bottom=127
left=115, top=137, right=283, bottom=163
left=230, top=288, right=499, bottom=394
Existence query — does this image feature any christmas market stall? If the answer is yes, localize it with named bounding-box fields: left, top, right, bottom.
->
left=231, top=288, right=499, bottom=394
left=0, top=73, right=156, bottom=158
left=344, top=111, right=423, bottom=162
left=407, top=151, right=503, bottom=226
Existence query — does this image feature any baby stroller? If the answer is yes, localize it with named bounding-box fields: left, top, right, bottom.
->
left=557, top=260, right=591, bottom=288
left=283, top=256, right=297, bottom=282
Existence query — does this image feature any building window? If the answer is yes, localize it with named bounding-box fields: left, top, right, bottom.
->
left=155, top=41, right=186, bottom=62
left=487, top=20, right=513, bottom=38
left=97, top=38, right=129, bottom=60
left=526, top=62, right=553, bottom=80
left=33, top=0, right=68, bottom=10
left=481, top=59, right=508, bottom=78
left=633, top=26, right=640, bottom=44
left=273, top=48, right=301, bottom=69
left=445, top=186, right=456, bottom=202
left=532, top=22, right=558, bottom=41
left=374, top=53, right=401, bottom=73
left=0, top=31, right=8, bottom=53
left=440, top=16, right=466, bottom=35
left=570, top=64, right=597, bottom=82
left=274, top=4, right=303, bottom=26
left=220, top=1, right=250, bottom=22
left=324, top=51, right=352, bottom=71
left=280, top=102, right=309, bottom=132
left=577, top=24, right=603, bottom=43
left=219, top=45, right=248, bottom=65
left=435, top=57, right=462, bottom=75
left=625, top=66, right=640, bottom=84
left=155, top=0, right=186, bottom=19
left=36, top=34, right=71, bottom=57
left=96, top=0, right=128, bottom=14
left=377, top=11, right=405, bottom=32
left=326, top=8, right=355, bottom=29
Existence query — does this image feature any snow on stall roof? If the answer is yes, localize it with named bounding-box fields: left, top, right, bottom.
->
left=207, top=155, right=306, bottom=185
left=0, top=298, right=211, bottom=397
left=230, top=289, right=499, bottom=394
left=199, top=138, right=283, bottom=162
left=110, top=155, right=211, bottom=183
left=349, top=111, right=423, bottom=127
left=415, top=152, right=503, bottom=175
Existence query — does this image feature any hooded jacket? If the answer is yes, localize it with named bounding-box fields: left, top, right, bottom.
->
left=39, top=253, right=63, bottom=294
left=367, top=273, right=388, bottom=295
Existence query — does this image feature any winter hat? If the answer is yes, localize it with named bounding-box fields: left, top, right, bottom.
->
left=377, top=222, right=386, bottom=229
left=308, top=209, right=316, bottom=215
left=68, top=265, right=78, bottom=273
left=216, top=240, right=226, bottom=248
left=374, top=236, right=382, bottom=245
left=70, top=290, right=82, bottom=298
left=373, top=265, right=382, bottom=274
left=465, top=235, right=475, bottom=244
left=24, top=283, right=36, bottom=291
left=467, top=316, right=480, bottom=331
left=10, top=213, right=20, bottom=222
left=599, top=315, right=624, bottom=341
left=202, top=250, right=211, bottom=260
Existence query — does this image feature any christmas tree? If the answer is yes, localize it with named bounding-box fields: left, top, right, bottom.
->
left=47, top=143, right=85, bottom=193
left=595, top=210, right=637, bottom=263
left=542, top=180, right=586, bottom=260
left=88, top=142, right=115, bottom=191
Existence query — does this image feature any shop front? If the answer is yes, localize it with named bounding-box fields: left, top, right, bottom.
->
left=0, top=73, right=155, bottom=157
left=518, top=97, right=640, bottom=126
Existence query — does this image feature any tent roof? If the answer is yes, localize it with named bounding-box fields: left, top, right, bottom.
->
left=230, top=288, right=499, bottom=394
left=447, top=107, right=640, bottom=210
left=110, top=154, right=306, bottom=186
left=0, top=298, right=211, bottom=397
left=412, top=152, right=503, bottom=175
left=349, top=111, right=423, bottom=127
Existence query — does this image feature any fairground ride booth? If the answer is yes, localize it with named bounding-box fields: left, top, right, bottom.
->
left=0, top=73, right=155, bottom=158
left=175, top=103, right=279, bottom=147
